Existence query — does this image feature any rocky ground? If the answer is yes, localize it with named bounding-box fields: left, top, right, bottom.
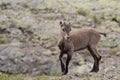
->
left=0, top=0, right=120, bottom=80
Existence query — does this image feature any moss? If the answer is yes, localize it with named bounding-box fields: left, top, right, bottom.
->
left=40, top=35, right=51, bottom=41
left=33, top=76, right=48, bottom=80
left=0, top=73, right=69, bottom=80
left=98, top=0, right=119, bottom=8
left=21, top=3, right=29, bottom=9
left=48, top=70, right=61, bottom=76
left=116, top=16, right=120, bottom=21
left=0, top=73, right=26, bottom=80
left=91, top=15, right=101, bottom=24
left=16, top=13, right=23, bottom=20
left=79, top=60, right=85, bottom=66
left=111, top=27, right=120, bottom=33
left=42, top=13, right=59, bottom=20
left=118, top=45, right=120, bottom=49
left=108, top=35, right=117, bottom=42
left=109, top=49, right=118, bottom=56
left=99, top=41, right=111, bottom=47
left=43, top=50, right=52, bottom=56
left=34, top=75, right=68, bottom=80
left=0, top=37, right=5, bottom=44
left=77, top=8, right=87, bottom=16
left=44, top=0, right=58, bottom=8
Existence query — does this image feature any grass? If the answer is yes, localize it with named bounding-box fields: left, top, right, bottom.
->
left=21, top=3, right=29, bottom=9
left=0, top=73, right=26, bottom=80
left=77, top=8, right=87, bottom=16
left=99, top=41, right=111, bottom=47
left=91, top=15, right=101, bottom=24
left=0, top=37, right=5, bottom=44
left=41, top=13, right=59, bottom=20
left=109, top=49, right=118, bottom=56
left=48, top=70, right=61, bottom=76
left=0, top=73, right=68, bottom=80
left=0, top=0, right=120, bottom=80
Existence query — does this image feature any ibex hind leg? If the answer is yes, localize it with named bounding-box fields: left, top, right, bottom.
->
left=88, top=45, right=101, bottom=72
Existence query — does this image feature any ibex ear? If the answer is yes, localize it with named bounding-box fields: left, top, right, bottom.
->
left=68, top=22, right=71, bottom=27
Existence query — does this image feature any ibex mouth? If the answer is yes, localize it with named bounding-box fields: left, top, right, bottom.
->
left=64, top=35, right=71, bottom=41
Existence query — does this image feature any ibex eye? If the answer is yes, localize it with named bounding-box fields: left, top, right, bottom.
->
left=62, top=29, right=65, bottom=31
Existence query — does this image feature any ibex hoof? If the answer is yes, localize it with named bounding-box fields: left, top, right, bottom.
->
left=90, top=68, right=99, bottom=72
left=62, top=71, right=68, bottom=75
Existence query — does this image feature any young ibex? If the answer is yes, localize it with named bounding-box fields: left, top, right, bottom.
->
left=58, top=21, right=106, bottom=75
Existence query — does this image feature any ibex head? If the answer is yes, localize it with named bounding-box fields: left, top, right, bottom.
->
left=59, top=21, right=71, bottom=40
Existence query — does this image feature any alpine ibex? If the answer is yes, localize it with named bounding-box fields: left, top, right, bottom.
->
left=58, top=21, right=106, bottom=75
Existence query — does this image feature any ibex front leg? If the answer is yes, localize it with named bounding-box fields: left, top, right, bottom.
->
left=59, top=52, right=65, bottom=74
left=63, top=52, right=72, bottom=75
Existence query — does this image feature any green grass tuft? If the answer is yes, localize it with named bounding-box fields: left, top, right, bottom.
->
left=0, top=73, right=26, bottom=80
left=77, top=8, right=87, bottom=16
left=0, top=37, right=5, bottom=44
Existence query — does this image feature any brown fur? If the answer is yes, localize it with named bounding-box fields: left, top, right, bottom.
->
left=58, top=21, right=106, bottom=75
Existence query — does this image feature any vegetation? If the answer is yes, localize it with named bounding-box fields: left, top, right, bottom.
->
left=0, top=0, right=120, bottom=80
left=0, top=37, right=5, bottom=44
left=77, top=8, right=87, bottom=16
left=0, top=73, right=68, bottom=80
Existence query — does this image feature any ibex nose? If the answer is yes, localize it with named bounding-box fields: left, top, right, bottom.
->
left=67, top=36, right=70, bottom=39
left=64, top=35, right=70, bottom=41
